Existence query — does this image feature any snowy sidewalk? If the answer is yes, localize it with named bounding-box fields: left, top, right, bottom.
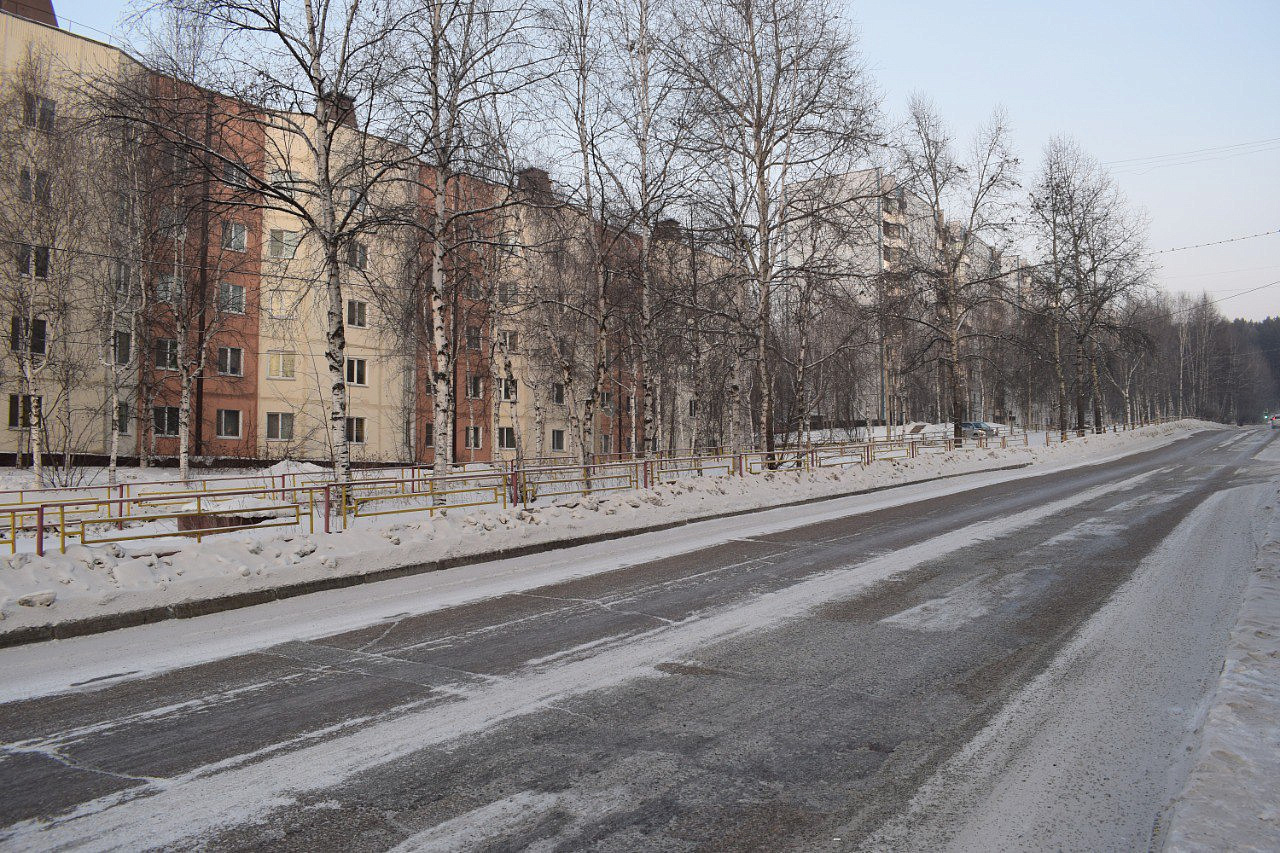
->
left=1163, top=473, right=1280, bottom=851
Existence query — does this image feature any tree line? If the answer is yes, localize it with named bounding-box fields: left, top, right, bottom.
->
left=2, top=0, right=1274, bottom=484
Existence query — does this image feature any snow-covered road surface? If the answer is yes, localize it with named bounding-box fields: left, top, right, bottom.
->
left=0, top=425, right=1273, bottom=851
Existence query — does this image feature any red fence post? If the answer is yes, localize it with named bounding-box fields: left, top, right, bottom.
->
left=35, top=505, right=44, bottom=557
left=323, top=485, right=331, bottom=534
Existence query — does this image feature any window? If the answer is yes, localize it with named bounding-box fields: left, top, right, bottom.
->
left=266, top=412, right=295, bottom=441
left=215, top=408, right=242, bottom=438
left=464, top=425, right=482, bottom=449
left=221, top=221, right=247, bottom=252
left=113, top=331, right=132, bottom=366
left=156, top=275, right=178, bottom=303
left=688, top=399, right=698, bottom=417
left=154, top=338, right=179, bottom=370
left=497, top=281, right=514, bottom=305
left=222, top=159, right=247, bottom=186
left=551, top=429, right=565, bottom=452
left=345, top=357, right=367, bottom=386
left=423, top=422, right=434, bottom=447
left=345, top=241, right=368, bottom=271
left=552, top=382, right=565, bottom=406
left=217, top=346, right=243, bottom=376
left=345, top=416, right=366, bottom=444
left=465, top=325, right=481, bottom=350
left=267, top=229, right=299, bottom=259
left=7, top=394, right=39, bottom=429
left=111, top=261, right=133, bottom=296
left=16, top=244, right=50, bottom=279
left=159, top=207, right=186, bottom=238
left=624, top=395, right=633, bottom=414
left=19, top=167, right=50, bottom=204
left=264, top=288, right=297, bottom=318
left=218, top=281, right=245, bottom=314
left=498, top=330, right=518, bottom=351
left=346, top=299, right=367, bottom=328
left=153, top=405, right=180, bottom=436
left=466, top=374, right=483, bottom=399
left=23, top=93, right=55, bottom=132
left=500, top=378, right=517, bottom=401
left=116, top=402, right=131, bottom=435
left=267, top=351, right=296, bottom=379
left=601, top=391, right=613, bottom=410
left=268, top=169, right=301, bottom=199
left=601, top=434, right=612, bottom=454
left=497, top=426, right=516, bottom=450
left=10, top=317, right=47, bottom=355
left=345, top=187, right=368, bottom=214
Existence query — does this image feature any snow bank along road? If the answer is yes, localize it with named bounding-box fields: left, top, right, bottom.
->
left=0, top=426, right=1272, bottom=851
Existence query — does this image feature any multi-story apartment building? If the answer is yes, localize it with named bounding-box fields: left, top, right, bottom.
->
left=0, top=3, right=659, bottom=469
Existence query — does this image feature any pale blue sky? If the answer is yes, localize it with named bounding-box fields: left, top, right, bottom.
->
left=848, top=1, right=1280, bottom=320
left=49, top=0, right=1280, bottom=319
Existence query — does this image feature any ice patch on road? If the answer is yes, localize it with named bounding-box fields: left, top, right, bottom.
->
left=880, top=571, right=1027, bottom=632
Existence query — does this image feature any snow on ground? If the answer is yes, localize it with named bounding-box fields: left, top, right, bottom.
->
left=0, top=469, right=1174, bottom=852
left=0, top=420, right=1224, bottom=635
left=1163, top=449, right=1280, bottom=851
left=858, top=473, right=1268, bottom=852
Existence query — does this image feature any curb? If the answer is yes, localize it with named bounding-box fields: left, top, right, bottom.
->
left=0, top=462, right=1038, bottom=649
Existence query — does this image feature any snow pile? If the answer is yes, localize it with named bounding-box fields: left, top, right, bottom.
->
left=0, top=420, right=1226, bottom=634
left=261, top=459, right=328, bottom=477
left=1164, top=481, right=1280, bottom=851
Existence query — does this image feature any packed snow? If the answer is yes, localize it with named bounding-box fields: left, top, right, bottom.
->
left=1163, top=444, right=1280, bottom=851
left=0, top=420, right=1224, bottom=635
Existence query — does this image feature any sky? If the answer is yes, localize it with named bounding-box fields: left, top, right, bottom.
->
left=47, top=0, right=1280, bottom=321
left=849, top=0, right=1280, bottom=321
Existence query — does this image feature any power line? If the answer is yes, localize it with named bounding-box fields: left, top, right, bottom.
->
left=1103, top=136, right=1280, bottom=166
left=1148, top=229, right=1279, bottom=256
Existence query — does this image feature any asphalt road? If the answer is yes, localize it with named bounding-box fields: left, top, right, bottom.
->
left=0, top=427, right=1274, bottom=852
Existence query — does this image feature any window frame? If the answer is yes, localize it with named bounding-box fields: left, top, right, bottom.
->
left=218, top=281, right=246, bottom=314
left=7, top=394, right=40, bottom=429
left=550, top=429, right=565, bottom=452
left=266, top=411, right=295, bottom=441
left=497, top=426, right=516, bottom=450
left=152, top=405, right=180, bottom=437
left=216, top=346, right=244, bottom=377
left=345, top=241, right=368, bottom=271
left=267, top=228, right=299, bottom=260
left=10, top=316, right=47, bottom=355
left=113, top=330, right=132, bottom=366
left=221, top=221, right=248, bottom=253
left=344, top=416, right=366, bottom=444
left=154, top=338, right=179, bottom=370
left=267, top=351, right=297, bottom=380
left=346, top=299, right=368, bottom=328
left=345, top=357, right=368, bottom=386
left=464, top=425, right=482, bottom=449
left=215, top=408, right=242, bottom=439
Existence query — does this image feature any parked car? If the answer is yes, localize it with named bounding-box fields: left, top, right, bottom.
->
left=1270, top=414, right=1280, bottom=429
left=957, top=421, right=997, bottom=439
